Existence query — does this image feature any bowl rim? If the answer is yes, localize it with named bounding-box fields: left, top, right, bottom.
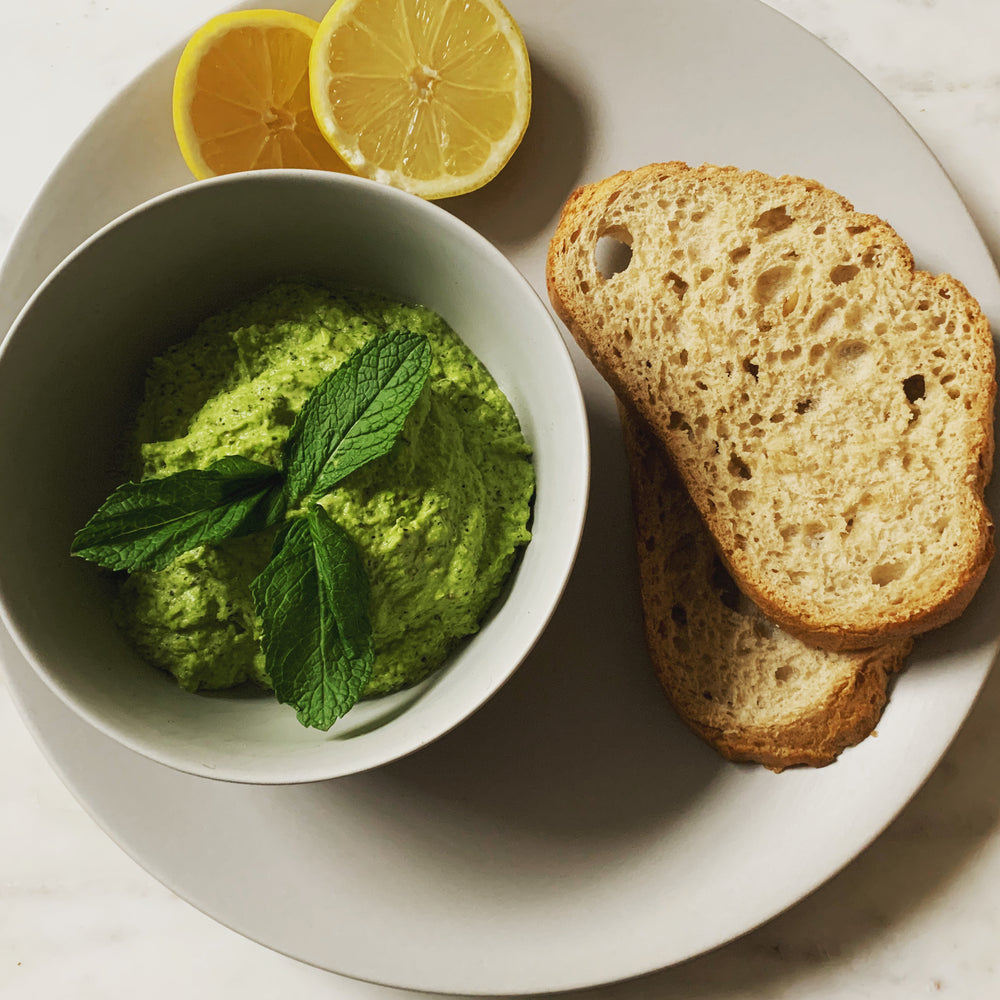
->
left=0, top=168, right=591, bottom=784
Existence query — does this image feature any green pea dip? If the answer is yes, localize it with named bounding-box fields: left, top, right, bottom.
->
left=114, top=280, right=535, bottom=698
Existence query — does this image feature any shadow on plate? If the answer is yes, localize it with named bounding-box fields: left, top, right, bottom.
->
left=559, top=630, right=1000, bottom=998
left=445, top=51, right=594, bottom=250
left=325, top=393, right=728, bottom=849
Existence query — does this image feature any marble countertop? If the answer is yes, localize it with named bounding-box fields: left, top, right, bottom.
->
left=3, top=1, right=1000, bottom=997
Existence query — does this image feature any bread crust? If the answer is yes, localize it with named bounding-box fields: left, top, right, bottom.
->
left=620, top=403, right=910, bottom=770
left=548, top=162, right=996, bottom=650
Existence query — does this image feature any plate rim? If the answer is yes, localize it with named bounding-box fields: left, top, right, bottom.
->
left=2, top=0, right=999, bottom=993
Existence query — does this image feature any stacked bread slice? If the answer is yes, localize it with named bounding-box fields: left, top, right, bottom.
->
left=547, top=162, right=995, bottom=768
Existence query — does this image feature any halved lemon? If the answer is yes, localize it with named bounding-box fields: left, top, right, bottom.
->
left=173, top=9, right=350, bottom=178
left=309, top=0, right=531, bottom=199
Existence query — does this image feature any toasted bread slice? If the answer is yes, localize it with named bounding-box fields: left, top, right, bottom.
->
left=548, top=162, right=995, bottom=650
left=620, top=403, right=911, bottom=770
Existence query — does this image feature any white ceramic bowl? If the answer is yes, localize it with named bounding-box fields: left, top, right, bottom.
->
left=0, top=170, right=588, bottom=784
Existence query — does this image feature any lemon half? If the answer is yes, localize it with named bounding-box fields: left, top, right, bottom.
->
left=309, top=0, right=531, bottom=199
left=173, top=9, right=350, bottom=179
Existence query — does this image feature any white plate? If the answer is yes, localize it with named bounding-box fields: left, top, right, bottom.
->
left=2, top=0, right=999, bottom=994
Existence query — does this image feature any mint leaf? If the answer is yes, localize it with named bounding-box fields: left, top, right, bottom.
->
left=251, top=506, right=374, bottom=730
left=71, top=456, right=285, bottom=572
left=282, top=330, right=432, bottom=504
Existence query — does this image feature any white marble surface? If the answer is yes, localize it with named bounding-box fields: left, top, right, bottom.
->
left=3, top=0, right=1000, bottom=996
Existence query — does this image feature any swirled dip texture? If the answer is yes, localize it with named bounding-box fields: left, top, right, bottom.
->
left=115, top=281, right=534, bottom=696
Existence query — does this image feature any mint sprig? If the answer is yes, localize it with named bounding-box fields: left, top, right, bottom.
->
left=251, top=506, right=374, bottom=730
left=282, top=329, right=432, bottom=503
left=70, top=456, right=284, bottom=572
left=72, top=330, right=432, bottom=728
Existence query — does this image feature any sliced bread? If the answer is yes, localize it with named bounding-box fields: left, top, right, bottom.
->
left=620, top=403, right=911, bottom=770
left=547, top=162, right=995, bottom=650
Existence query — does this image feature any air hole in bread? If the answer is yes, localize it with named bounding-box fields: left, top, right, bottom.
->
left=847, top=224, right=870, bottom=235
left=594, top=231, right=633, bottom=279
left=830, top=264, right=860, bottom=285
left=826, top=340, right=873, bottom=382
left=871, top=561, right=907, bottom=586
left=861, top=247, right=879, bottom=267
left=782, top=292, right=799, bottom=317
left=668, top=410, right=692, bottom=434
left=810, top=298, right=847, bottom=333
left=729, top=245, right=751, bottom=264
left=730, top=488, right=752, bottom=510
left=743, top=357, right=759, bottom=379
left=836, top=341, right=868, bottom=362
left=813, top=224, right=826, bottom=235
left=710, top=556, right=742, bottom=610
left=728, top=453, right=752, bottom=480
left=808, top=344, right=825, bottom=365
left=903, top=373, right=926, bottom=403
left=770, top=412, right=785, bottom=423
left=804, top=523, right=826, bottom=548
left=665, top=271, right=689, bottom=299
left=700, top=266, right=714, bottom=281
left=794, top=399, right=812, bottom=414
left=774, top=665, right=794, bottom=682
left=753, top=205, right=794, bottom=236
left=671, top=604, right=687, bottom=626
left=753, top=264, right=795, bottom=305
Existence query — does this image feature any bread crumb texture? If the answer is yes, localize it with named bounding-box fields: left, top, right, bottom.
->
left=621, top=405, right=909, bottom=770
left=548, top=162, right=996, bottom=649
